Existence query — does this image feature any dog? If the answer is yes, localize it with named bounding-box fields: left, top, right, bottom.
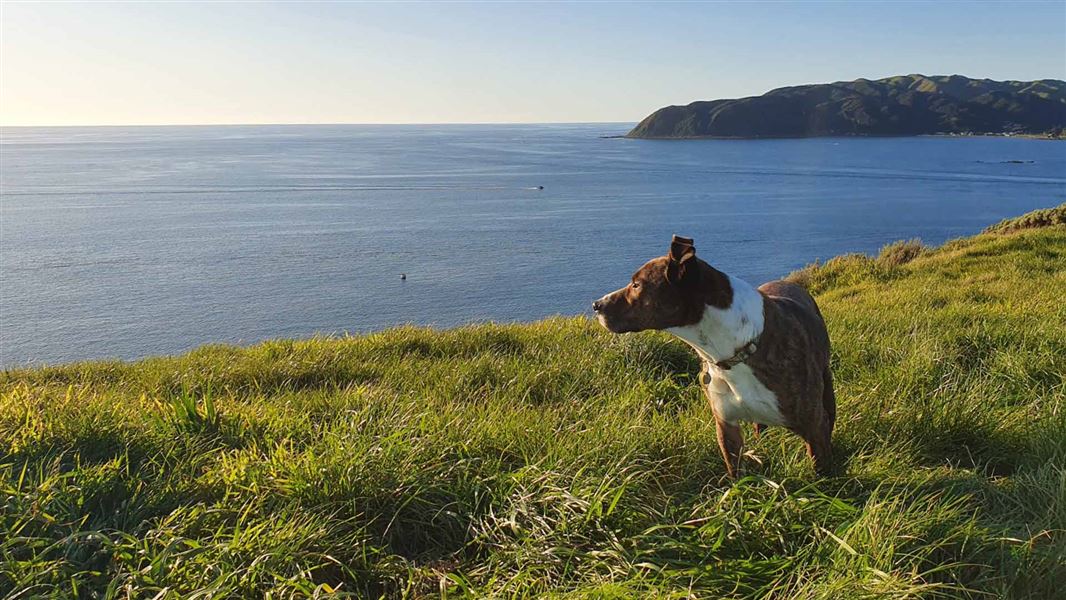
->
left=593, top=235, right=835, bottom=477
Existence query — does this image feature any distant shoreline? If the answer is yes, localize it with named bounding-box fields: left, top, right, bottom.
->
left=604, top=132, right=1065, bottom=141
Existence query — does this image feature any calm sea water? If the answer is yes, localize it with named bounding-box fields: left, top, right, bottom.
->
left=2, top=124, right=1063, bottom=367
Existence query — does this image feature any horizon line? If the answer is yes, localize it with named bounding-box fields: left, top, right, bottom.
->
left=0, top=120, right=639, bottom=129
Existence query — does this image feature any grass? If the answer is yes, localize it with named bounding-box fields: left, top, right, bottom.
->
left=2, top=206, right=1064, bottom=598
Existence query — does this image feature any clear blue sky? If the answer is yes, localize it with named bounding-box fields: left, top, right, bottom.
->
left=2, top=1, right=1064, bottom=125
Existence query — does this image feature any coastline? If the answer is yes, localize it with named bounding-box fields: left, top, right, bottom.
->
left=620, top=131, right=1066, bottom=141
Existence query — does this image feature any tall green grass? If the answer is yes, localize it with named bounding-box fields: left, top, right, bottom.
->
left=2, top=209, right=1064, bottom=598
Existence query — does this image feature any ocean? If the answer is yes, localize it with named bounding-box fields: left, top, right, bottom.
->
left=2, top=124, right=1063, bottom=367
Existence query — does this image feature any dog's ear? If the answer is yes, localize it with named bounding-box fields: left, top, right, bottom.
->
left=669, top=235, right=694, bottom=262
left=667, top=235, right=698, bottom=285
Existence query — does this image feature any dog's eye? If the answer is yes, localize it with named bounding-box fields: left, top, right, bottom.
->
left=631, top=281, right=640, bottom=289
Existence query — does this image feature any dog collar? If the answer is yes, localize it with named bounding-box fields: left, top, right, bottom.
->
left=699, top=339, right=759, bottom=383
left=714, top=336, right=761, bottom=371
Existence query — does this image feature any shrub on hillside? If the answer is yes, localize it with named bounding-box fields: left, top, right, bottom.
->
left=877, top=238, right=927, bottom=266
left=983, top=203, right=1066, bottom=234
left=786, top=239, right=926, bottom=295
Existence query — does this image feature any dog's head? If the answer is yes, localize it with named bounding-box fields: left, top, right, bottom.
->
left=592, top=235, right=732, bottom=333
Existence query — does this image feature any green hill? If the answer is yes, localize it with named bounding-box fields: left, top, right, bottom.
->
left=2, top=206, right=1064, bottom=598
left=628, top=75, right=1066, bottom=139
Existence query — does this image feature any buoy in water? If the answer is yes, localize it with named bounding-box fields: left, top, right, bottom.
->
left=400, top=273, right=407, bottom=281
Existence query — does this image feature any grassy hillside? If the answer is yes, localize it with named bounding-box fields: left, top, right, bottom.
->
left=2, top=207, right=1064, bottom=598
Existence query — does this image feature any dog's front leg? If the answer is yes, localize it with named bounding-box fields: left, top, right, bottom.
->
left=715, top=417, right=744, bottom=478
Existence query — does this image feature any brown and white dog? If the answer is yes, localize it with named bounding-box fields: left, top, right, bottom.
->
left=593, top=235, right=835, bottom=477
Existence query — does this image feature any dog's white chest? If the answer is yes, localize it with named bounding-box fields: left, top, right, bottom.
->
left=703, top=365, right=786, bottom=427
left=665, top=275, right=787, bottom=427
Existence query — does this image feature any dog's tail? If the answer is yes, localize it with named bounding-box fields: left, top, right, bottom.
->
left=823, top=369, right=836, bottom=432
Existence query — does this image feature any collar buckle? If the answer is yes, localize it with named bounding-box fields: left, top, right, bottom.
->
left=714, top=338, right=759, bottom=371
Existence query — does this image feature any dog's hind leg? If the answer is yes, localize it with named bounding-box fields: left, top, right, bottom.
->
left=715, top=417, right=744, bottom=478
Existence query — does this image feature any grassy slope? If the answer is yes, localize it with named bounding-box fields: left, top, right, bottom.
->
left=2, top=210, right=1064, bottom=599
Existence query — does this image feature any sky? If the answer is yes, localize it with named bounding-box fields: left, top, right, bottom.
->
left=1, top=1, right=1064, bottom=126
